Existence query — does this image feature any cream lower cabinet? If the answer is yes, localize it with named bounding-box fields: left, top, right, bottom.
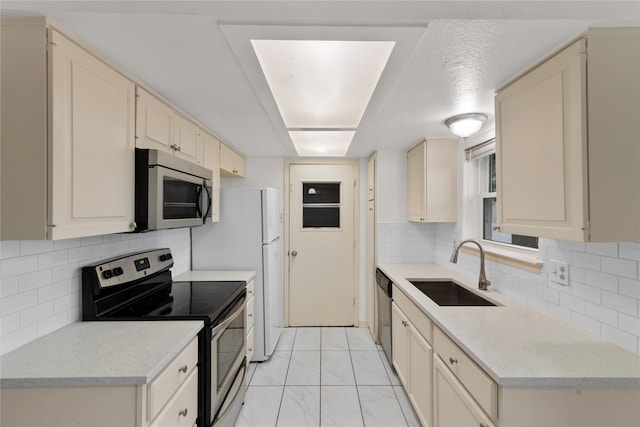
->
left=1, top=337, right=199, bottom=427
left=495, top=28, right=640, bottom=242
left=1, top=19, right=136, bottom=240
left=407, top=139, right=458, bottom=223
left=392, top=287, right=433, bottom=427
left=246, top=278, right=255, bottom=361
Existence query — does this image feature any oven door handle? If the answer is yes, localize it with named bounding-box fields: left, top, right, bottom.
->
left=211, top=296, right=245, bottom=338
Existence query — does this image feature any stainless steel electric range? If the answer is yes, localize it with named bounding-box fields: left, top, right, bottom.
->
left=82, top=248, right=247, bottom=427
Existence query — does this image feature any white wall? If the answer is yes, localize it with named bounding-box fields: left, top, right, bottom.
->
left=0, top=228, right=191, bottom=355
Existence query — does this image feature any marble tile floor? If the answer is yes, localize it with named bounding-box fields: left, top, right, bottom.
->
left=235, top=327, right=421, bottom=427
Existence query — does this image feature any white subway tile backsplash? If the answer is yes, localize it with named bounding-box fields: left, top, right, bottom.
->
left=601, top=291, right=638, bottom=317
left=618, top=314, right=640, bottom=337
left=20, top=241, right=54, bottom=256
left=585, top=302, right=618, bottom=327
left=586, top=242, right=618, bottom=257
left=0, top=228, right=191, bottom=355
left=600, top=325, right=638, bottom=354
left=619, top=243, right=640, bottom=261
left=559, top=240, right=586, bottom=252
left=601, top=257, right=638, bottom=280
left=619, top=278, right=640, bottom=299
left=1, top=276, right=19, bottom=298
left=558, top=293, right=586, bottom=314
left=585, top=270, right=618, bottom=293
left=571, top=252, right=601, bottom=271
left=18, top=269, right=52, bottom=293
left=20, top=301, right=54, bottom=327
left=571, top=312, right=601, bottom=336
left=571, top=282, right=601, bottom=304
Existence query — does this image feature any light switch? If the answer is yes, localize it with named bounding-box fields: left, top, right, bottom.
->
left=548, top=260, right=569, bottom=286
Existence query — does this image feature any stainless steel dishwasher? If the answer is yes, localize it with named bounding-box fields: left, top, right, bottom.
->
left=376, top=268, right=393, bottom=366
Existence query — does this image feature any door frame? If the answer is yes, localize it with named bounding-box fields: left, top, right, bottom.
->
left=283, top=158, right=360, bottom=327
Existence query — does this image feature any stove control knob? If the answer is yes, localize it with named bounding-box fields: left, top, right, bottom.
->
left=160, top=254, right=168, bottom=262
left=113, top=267, right=124, bottom=276
left=102, top=270, right=114, bottom=279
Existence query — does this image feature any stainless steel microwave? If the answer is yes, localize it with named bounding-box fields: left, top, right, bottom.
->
left=134, top=148, right=213, bottom=232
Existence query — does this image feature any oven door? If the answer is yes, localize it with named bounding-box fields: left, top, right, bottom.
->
left=210, top=295, right=246, bottom=425
left=148, top=165, right=211, bottom=230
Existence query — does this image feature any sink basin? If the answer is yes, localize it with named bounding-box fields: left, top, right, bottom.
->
left=408, top=280, right=497, bottom=307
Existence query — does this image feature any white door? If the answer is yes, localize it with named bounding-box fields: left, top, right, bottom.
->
left=288, top=163, right=357, bottom=326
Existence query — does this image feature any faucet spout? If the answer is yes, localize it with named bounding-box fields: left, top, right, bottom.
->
left=449, top=239, right=491, bottom=290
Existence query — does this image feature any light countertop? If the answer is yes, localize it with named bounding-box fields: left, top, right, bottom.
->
left=174, top=270, right=256, bottom=283
left=378, top=263, right=640, bottom=387
left=0, top=321, right=203, bottom=388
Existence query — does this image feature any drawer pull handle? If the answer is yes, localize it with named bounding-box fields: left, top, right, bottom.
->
left=480, top=423, right=489, bottom=427
left=179, top=408, right=188, bottom=417
left=178, top=365, right=188, bottom=373
left=401, top=320, right=408, bottom=327
left=248, top=313, right=253, bottom=317
left=449, top=357, right=458, bottom=365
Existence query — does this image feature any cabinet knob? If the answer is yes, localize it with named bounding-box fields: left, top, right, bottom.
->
left=449, top=357, right=458, bottom=365
left=129, top=222, right=137, bottom=230
left=179, top=408, right=188, bottom=417
left=178, top=365, right=188, bottom=373
left=248, top=313, right=253, bottom=317
left=401, top=320, right=408, bottom=327
left=480, top=423, right=489, bottom=427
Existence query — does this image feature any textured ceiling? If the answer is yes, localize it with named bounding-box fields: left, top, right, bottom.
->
left=2, top=1, right=639, bottom=158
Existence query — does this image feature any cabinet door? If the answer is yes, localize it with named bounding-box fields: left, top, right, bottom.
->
left=495, top=39, right=588, bottom=241
left=407, top=141, right=426, bottom=222
left=201, top=133, right=220, bottom=222
left=220, top=142, right=245, bottom=177
left=173, top=114, right=199, bottom=163
left=409, top=323, right=433, bottom=427
left=135, top=87, right=174, bottom=154
left=433, top=356, right=494, bottom=427
left=391, top=302, right=409, bottom=387
left=48, top=29, right=135, bottom=239
left=425, top=139, right=458, bottom=222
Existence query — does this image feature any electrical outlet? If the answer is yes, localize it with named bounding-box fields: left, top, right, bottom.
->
left=548, top=260, right=569, bottom=286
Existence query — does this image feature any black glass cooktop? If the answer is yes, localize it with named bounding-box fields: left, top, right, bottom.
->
left=104, top=280, right=245, bottom=325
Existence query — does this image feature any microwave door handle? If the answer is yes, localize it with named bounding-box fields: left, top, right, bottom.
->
left=202, top=183, right=212, bottom=224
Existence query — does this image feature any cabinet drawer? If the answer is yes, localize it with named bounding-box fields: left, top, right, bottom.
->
left=148, top=337, right=198, bottom=421
left=247, top=326, right=255, bottom=362
left=434, top=327, right=497, bottom=421
left=393, top=284, right=433, bottom=343
left=149, top=367, right=198, bottom=427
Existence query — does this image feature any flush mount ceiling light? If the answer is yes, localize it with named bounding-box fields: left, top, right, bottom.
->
left=289, top=130, right=356, bottom=157
left=445, top=113, right=488, bottom=138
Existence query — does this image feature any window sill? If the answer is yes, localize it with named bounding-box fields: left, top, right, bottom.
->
left=456, top=240, right=542, bottom=274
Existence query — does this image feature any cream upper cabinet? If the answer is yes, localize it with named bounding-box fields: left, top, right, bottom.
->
left=220, top=142, right=246, bottom=177
left=495, top=28, right=640, bottom=242
left=136, top=87, right=202, bottom=165
left=1, top=19, right=136, bottom=240
left=172, top=114, right=200, bottom=164
left=407, top=139, right=458, bottom=223
left=201, top=133, right=221, bottom=222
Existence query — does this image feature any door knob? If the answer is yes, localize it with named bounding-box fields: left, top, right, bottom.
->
left=291, top=250, right=298, bottom=257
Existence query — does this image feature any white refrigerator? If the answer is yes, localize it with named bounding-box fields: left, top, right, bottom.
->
left=191, top=187, right=283, bottom=361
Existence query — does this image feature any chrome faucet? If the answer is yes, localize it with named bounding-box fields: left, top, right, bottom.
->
left=449, top=239, right=491, bottom=290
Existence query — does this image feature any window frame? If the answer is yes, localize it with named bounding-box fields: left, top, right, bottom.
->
left=462, top=144, right=542, bottom=273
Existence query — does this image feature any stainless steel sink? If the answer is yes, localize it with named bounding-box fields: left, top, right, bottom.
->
left=408, top=280, right=497, bottom=306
